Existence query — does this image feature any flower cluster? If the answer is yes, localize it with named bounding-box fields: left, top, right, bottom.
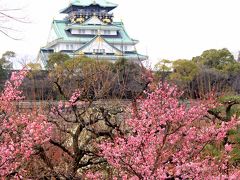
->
left=99, top=83, right=240, bottom=179
left=50, top=89, right=83, bottom=117
left=0, top=70, right=52, bottom=178
left=69, top=89, right=81, bottom=105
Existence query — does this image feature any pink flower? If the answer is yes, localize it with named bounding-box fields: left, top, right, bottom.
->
left=69, top=89, right=81, bottom=104
left=225, top=144, right=233, bottom=152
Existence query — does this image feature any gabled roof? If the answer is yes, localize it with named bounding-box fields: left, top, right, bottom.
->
left=61, top=0, right=118, bottom=13
left=83, top=15, right=104, bottom=25
left=75, top=35, right=122, bottom=53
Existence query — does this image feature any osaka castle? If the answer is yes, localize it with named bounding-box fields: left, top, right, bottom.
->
left=38, top=0, right=148, bottom=66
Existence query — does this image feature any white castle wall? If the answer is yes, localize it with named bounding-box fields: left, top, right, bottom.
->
left=53, top=43, right=83, bottom=52
left=71, top=29, right=117, bottom=35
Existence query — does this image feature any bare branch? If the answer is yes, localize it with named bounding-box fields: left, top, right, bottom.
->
left=0, top=11, right=28, bottom=23
left=0, top=28, right=20, bottom=40
left=48, top=119, right=74, bottom=136
left=0, top=25, right=20, bottom=31
left=0, top=8, right=23, bottom=12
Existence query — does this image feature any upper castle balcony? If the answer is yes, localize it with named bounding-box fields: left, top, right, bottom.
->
left=67, top=9, right=114, bottom=24
left=68, top=10, right=113, bottom=19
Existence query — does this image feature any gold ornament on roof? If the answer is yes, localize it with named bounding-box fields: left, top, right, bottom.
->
left=103, top=18, right=111, bottom=24
left=70, top=18, right=76, bottom=23
left=76, top=17, right=85, bottom=24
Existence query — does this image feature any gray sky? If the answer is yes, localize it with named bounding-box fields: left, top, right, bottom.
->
left=1, top=0, right=240, bottom=67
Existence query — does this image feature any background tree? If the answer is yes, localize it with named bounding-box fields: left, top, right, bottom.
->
left=160, top=48, right=240, bottom=98
left=170, top=59, right=199, bottom=97
left=49, top=56, right=114, bottom=100
left=49, top=56, right=149, bottom=100
left=192, top=48, right=235, bottom=71
left=0, top=51, right=15, bottom=70
left=191, top=49, right=240, bottom=98
left=24, top=62, right=45, bottom=100
left=170, top=59, right=199, bottom=83
left=46, top=52, right=70, bottom=70
left=111, top=58, right=149, bottom=99
left=154, top=59, right=172, bottom=83
left=190, top=68, right=231, bottom=98
left=0, top=51, right=15, bottom=90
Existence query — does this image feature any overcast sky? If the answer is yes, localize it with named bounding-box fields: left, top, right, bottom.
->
left=1, top=0, right=240, bottom=67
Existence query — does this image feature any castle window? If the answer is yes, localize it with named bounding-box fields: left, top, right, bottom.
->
left=93, top=49, right=105, bottom=53
left=104, top=30, right=111, bottom=35
left=91, top=29, right=98, bottom=34
left=66, top=44, right=70, bottom=50
left=78, top=29, right=85, bottom=34
left=100, top=49, right=105, bottom=53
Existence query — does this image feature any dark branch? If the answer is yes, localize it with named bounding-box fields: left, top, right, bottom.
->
left=49, top=139, right=73, bottom=158
left=0, top=29, right=20, bottom=40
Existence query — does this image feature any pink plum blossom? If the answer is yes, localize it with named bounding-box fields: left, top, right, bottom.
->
left=98, top=83, right=240, bottom=179
left=0, top=70, right=52, bottom=178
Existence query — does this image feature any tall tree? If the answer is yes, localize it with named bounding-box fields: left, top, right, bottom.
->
left=170, top=59, right=199, bottom=83
left=192, top=48, right=235, bottom=71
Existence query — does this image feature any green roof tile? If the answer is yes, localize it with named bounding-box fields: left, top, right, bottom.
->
left=49, top=20, right=137, bottom=46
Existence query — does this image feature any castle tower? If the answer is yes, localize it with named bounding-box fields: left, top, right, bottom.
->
left=39, top=0, right=148, bottom=67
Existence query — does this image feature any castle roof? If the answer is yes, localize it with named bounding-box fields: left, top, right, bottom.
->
left=45, top=19, right=138, bottom=49
left=61, top=0, right=118, bottom=13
